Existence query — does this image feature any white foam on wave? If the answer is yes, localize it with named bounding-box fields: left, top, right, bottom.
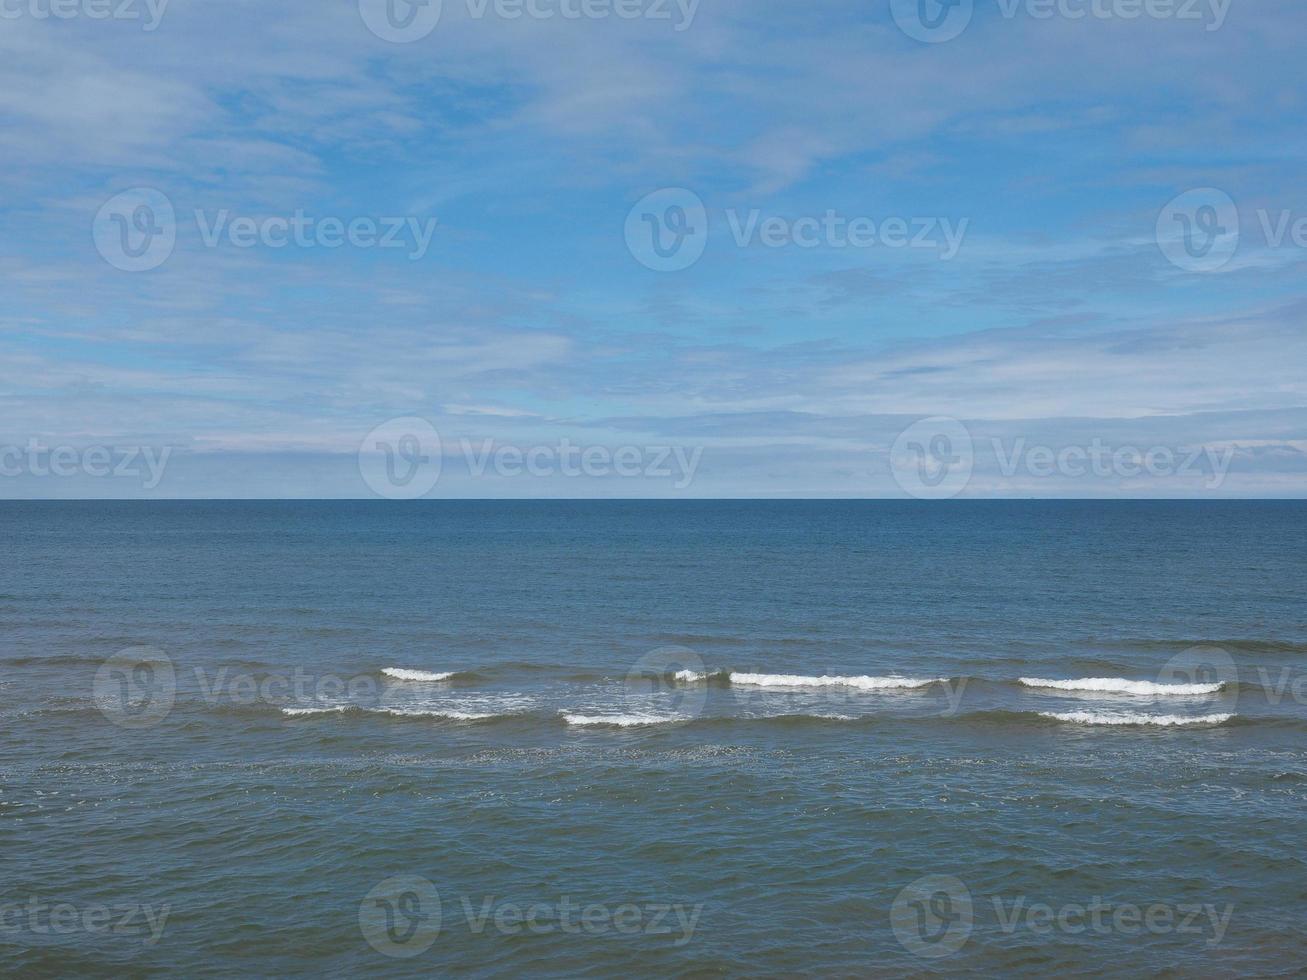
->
left=1040, top=710, right=1233, bottom=727
left=382, top=668, right=455, bottom=682
left=375, top=707, right=497, bottom=721
left=562, top=712, right=685, bottom=727
left=673, top=669, right=710, bottom=682
left=283, top=704, right=501, bottom=721
left=729, top=672, right=939, bottom=690
left=1020, top=677, right=1223, bottom=696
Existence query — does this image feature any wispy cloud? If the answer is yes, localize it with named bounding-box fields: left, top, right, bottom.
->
left=1, top=0, right=1305, bottom=496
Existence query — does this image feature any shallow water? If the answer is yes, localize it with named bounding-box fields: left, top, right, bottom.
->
left=3, top=500, right=1306, bottom=975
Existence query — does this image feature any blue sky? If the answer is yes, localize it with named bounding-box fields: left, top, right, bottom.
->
left=2, top=0, right=1305, bottom=496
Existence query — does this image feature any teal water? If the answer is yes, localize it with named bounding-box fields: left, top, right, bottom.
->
left=3, top=500, right=1306, bottom=976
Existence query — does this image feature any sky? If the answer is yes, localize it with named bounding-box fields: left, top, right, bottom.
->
left=1, top=0, right=1305, bottom=497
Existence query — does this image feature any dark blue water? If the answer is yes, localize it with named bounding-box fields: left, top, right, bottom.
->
left=3, top=501, right=1306, bottom=975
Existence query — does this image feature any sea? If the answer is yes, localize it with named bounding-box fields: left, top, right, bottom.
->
left=3, top=500, right=1305, bottom=976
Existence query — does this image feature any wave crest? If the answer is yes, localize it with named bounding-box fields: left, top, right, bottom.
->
left=382, top=668, right=456, bottom=682
left=283, top=705, right=501, bottom=721
left=562, top=713, right=685, bottom=727
left=1040, top=710, right=1233, bottom=727
left=729, top=672, right=939, bottom=690
left=1019, top=676, right=1223, bottom=696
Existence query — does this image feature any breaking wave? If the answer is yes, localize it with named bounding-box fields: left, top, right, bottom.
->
left=381, top=668, right=457, bottom=682
left=282, top=705, right=503, bottom=721
left=728, top=672, right=940, bottom=690
left=561, top=713, right=688, bottom=727
left=1019, top=677, right=1224, bottom=696
left=1039, top=710, right=1234, bottom=727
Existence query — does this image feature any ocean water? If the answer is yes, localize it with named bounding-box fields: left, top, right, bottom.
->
left=3, top=500, right=1306, bottom=976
